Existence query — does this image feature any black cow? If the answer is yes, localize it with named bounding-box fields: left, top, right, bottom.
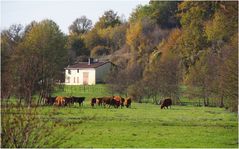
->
left=91, top=98, right=97, bottom=107
left=161, top=98, right=172, bottom=109
left=72, top=96, right=85, bottom=106
left=44, top=96, right=56, bottom=105
left=64, top=97, right=74, bottom=106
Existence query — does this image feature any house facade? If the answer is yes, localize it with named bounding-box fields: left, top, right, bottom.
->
left=65, top=59, right=112, bottom=85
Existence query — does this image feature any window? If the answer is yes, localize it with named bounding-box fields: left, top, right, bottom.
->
left=83, top=72, right=89, bottom=85
left=77, top=77, right=79, bottom=83
left=77, top=69, right=79, bottom=73
left=68, top=69, right=71, bottom=75
left=66, top=77, right=70, bottom=83
left=74, top=77, right=75, bottom=83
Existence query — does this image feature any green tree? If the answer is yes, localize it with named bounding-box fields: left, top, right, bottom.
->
left=179, top=4, right=208, bottom=70
left=66, top=34, right=89, bottom=61
left=150, top=1, right=181, bottom=28
left=94, top=10, right=121, bottom=29
left=11, top=19, right=67, bottom=106
left=1, top=24, right=24, bottom=99
left=109, top=24, right=127, bottom=52
left=84, top=28, right=105, bottom=50
left=129, top=4, right=152, bottom=23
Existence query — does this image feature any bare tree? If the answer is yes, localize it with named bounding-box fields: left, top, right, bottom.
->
left=69, top=16, right=92, bottom=35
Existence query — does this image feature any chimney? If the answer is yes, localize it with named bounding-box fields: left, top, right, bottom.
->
left=88, top=58, right=93, bottom=65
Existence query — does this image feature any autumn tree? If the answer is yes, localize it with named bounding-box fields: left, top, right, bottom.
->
left=150, top=1, right=181, bottom=28
left=66, top=34, right=89, bottom=63
left=1, top=24, right=24, bottom=99
left=11, top=20, right=67, bottom=106
left=83, top=10, right=127, bottom=59
left=221, top=35, right=238, bottom=112
left=91, top=45, right=110, bottom=58
left=129, top=4, right=153, bottom=23
left=143, top=29, right=181, bottom=104
left=94, top=10, right=121, bottom=29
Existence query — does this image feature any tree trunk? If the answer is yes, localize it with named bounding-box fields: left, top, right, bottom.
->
left=203, top=98, right=208, bottom=107
left=206, top=98, right=210, bottom=106
left=27, top=91, right=32, bottom=109
left=219, top=96, right=224, bottom=108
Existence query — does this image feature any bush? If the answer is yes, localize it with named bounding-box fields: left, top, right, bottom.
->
left=1, top=104, right=76, bottom=147
left=91, top=45, right=110, bottom=57
left=127, top=81, right=145, bottom=103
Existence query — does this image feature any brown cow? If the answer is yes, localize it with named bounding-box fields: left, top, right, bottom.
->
left=161, top=98, right=172, bottom=109
left=125, top=97, right=132, bottom=108
left=120, top=97, right=125, bottom=108
left=96, top=97, right=103, bottom=106
left=102, top=96, right=114, bottom=108
left=113, top=96, right=122, bottom=108
left=54, top=96, right=65, bottom=106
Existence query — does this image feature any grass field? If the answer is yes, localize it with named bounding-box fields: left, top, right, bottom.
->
left=2, top=85, right=238, bottom=148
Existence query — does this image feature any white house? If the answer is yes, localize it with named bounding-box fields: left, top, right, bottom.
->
left=64, top=58, right=113, bottom=85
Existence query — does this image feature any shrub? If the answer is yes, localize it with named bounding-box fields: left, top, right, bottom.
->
left=91, top=45, right=110, bottom=57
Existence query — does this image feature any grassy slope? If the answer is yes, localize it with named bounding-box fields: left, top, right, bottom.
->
left=32, top=85, right=238, bottom=148
left=52, top=84, right=112, bottom=100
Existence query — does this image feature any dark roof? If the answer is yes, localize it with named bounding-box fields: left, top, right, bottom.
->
left=65, top=61, right=110, bottom=69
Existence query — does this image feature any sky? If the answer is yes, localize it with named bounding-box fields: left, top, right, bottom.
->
left=1, top=0, right=149, bottom=34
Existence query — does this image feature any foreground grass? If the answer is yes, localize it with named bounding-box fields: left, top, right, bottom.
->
left=2, top=85, right=238, bottom=147
left=25, top=103, right=237, bottom=148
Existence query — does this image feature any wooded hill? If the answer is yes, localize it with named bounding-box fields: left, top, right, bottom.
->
left=1, top=1, right=238, bottom=111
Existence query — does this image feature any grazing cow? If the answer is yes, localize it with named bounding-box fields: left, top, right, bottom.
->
left=54, top=96, right=65, bottom=106
left=125, top=97, right=132, bottom=108
left=160, top=98, right=172, bottom=109
left=102, top=96, right=114, bottom=108
left=44, top=96, right=56, bottom=105
left=64, top=97, right=74, bottom=106
left=120, top=97, right=125, bottom=108
left=158, top=99, right=163, bottom=105
left=72, top=96, right=85, bottom=106
left=91, top=98, right=97, bottom=107
left=96, top=98, right=103, bottom=106
left=113, top=96, right=124, bottom=108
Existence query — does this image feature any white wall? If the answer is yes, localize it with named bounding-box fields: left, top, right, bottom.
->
left=65, top=68, right=96, bottom=85
left=95, top=62, right=111, bottom=83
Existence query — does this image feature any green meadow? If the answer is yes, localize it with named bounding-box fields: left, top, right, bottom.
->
left=2, top=85, right=238, bottom=148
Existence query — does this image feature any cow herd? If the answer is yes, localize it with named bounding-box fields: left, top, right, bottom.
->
left=44, top=96, right=85, bottom=107
left=44, top=95, right=172, bottom=109
left=43, top=95, right=132, bottom=108
left=91, top=96, right=131, bottom=108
